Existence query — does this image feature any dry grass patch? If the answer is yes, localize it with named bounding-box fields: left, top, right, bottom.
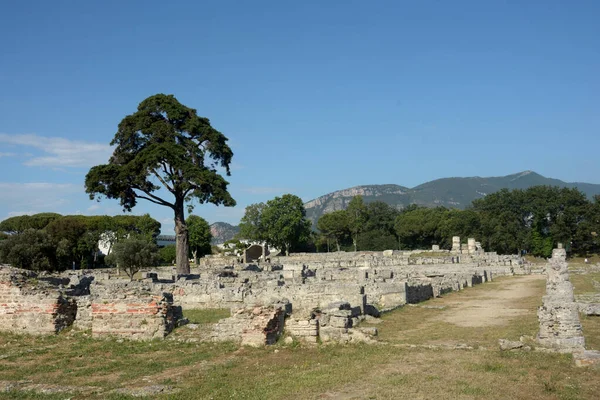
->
left=1, top=275, right=599, bottom=399
left=570, top=272, right=600, bottom=295
left=370, top=276, right=545, bottom=348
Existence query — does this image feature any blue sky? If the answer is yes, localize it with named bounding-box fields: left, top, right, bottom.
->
left=1, top=0, right=599, bottom=233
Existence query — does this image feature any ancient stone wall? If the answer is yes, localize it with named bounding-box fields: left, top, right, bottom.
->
left=89, top=281, right=177, bottom=340
left=209, top=302, right=287, bottom=346
left=0, top=267, right=76, bottom=335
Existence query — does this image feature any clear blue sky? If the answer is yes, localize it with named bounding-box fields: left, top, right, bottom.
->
left=1, top=0, right=599, bottom=233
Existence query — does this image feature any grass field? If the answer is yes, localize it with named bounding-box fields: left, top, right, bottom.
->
left=0, top=275, right=598, bottom=399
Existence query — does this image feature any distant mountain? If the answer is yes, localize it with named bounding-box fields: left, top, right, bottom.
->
left=210, top=222, right=240, bottom=245
left=304, top=171, right=600, bottom=226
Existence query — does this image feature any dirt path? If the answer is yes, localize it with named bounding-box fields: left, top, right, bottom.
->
left=440, top=274, right=546, bottom=327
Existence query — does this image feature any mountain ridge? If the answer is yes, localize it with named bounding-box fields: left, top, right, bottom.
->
left=303, top=171, right=600, bottom=226
left=210, top=171, right=600, bottom=242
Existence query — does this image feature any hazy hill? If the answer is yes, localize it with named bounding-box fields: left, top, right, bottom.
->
left=209, top=222, right=240, bottom=245
left=304, top=171, right=600, bottom=226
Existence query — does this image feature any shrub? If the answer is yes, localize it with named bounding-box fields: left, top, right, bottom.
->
left=105, top=237, right=159, bottom=280
left=159, top=245, right=177, bottom=265
left=0, top=229, right=60, bottom=271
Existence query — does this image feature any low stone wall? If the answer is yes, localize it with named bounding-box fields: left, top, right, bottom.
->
left=285, top=301, right=377, bottom=344
left=0, top=267, right=76, bottom=335
left=210, top=303, right=287, bottom=346
left=89, top=281, right=177, bottom=340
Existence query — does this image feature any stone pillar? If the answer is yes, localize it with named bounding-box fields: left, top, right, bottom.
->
left=537, top=247, right=585, bottom=351
left=431, top=245, right=440, bottom=251
left=451, top=236, right=460, bottom=253
left=467, top=238, right=476, bottom=254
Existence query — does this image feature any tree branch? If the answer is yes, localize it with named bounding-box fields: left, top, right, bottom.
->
left=151, top=169, right=174, bottom=192
left=135, top=194, right=171, bottom=207
left=133, top=187, right=174, bottom=209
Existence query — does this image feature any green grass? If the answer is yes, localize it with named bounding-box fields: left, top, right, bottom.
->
left=570, top=272, right=600, bottom=295
left=183, top=308, right=231, bottom=324
left=0, top=277, right=599, bottom=399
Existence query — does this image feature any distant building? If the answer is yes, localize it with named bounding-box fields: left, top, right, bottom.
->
left=156, top=235, right=176, bottom=247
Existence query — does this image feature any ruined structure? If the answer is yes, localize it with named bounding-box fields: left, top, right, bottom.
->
left=0, top=267, right=76, bottom=335
left=0, top=237, right=527, bottom=344
left=537, top=246, right=585, bottom=351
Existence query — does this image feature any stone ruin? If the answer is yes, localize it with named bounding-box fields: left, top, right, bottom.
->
left=451, top=236, right=484, bottom=254
left=536, top=245, right=600, bottom=367
left=0, top=267, right=77, bottom=335
left=537, top=246, right=585, bottom=351
left=0, top=266, right=178, bottom=340
left=0, top=237, right=527, bottom=345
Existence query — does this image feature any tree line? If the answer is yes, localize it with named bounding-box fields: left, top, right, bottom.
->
left=238, top=186, right=600, bottom=258
left=0, top=213, right=212, bottom=272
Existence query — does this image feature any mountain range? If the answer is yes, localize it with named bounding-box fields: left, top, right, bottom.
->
left=212, top=171, right=600, bottom=242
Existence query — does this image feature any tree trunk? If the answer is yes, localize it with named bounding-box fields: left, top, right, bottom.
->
left=192, top=249, right=198, bottom=265
left=174, top=201, right=190, bottom=275
left=353, top=235, right=357, bottom=252
left=335, top=238, right=340, bottom=252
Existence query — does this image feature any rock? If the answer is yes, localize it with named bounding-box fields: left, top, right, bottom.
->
left=383, top=250, right=394, bottom=257
left=284, top=336, right=294, bottom=345
left=573, top=350, right=600, bottom=368
left=580, top=303, right=600, bottom=316
left=356, top=327, right=378, bottom=336
left=364, top=315, right=383, bottom=324
left=499, top=339, right=524, bottom=351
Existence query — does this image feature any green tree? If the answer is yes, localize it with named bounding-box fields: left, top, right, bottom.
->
left=394, top=207, right=448, bottom=250
left=238, top=203, right=266, bottom=243
left=98, top=214, right=161, bottom=256
left=439, top=209, right=481, bottom=249
left=346, top=196, right=367, bottom=251
left=359, top=201, right=400, bottom=250
left=105, top=237, right=159, bottom=280
left=46, top=216, right=99, bottom=269
left=317, top=210, right=349, bottom=252
left=186, top=215, right=212, bottom=264
left=159, top=244, right=177, bottom=265
left=85, top=94, right=235, bottom=275
left=0, top=213, right=62, bottom=234
left=573, top=195, right=600, bottom=255
left=472, top=189, right=529, bottom=254
left=261, top=194, right=311, bottom=256
left=0, top=229, right=59, bottom=271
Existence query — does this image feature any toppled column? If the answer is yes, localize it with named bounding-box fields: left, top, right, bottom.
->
left=451, top=236, right=461, bottom=253
left=537, top=248, right=585, bottom=351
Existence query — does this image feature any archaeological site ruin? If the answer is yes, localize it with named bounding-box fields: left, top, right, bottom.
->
left=0, top=236, right=598, bottom=366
